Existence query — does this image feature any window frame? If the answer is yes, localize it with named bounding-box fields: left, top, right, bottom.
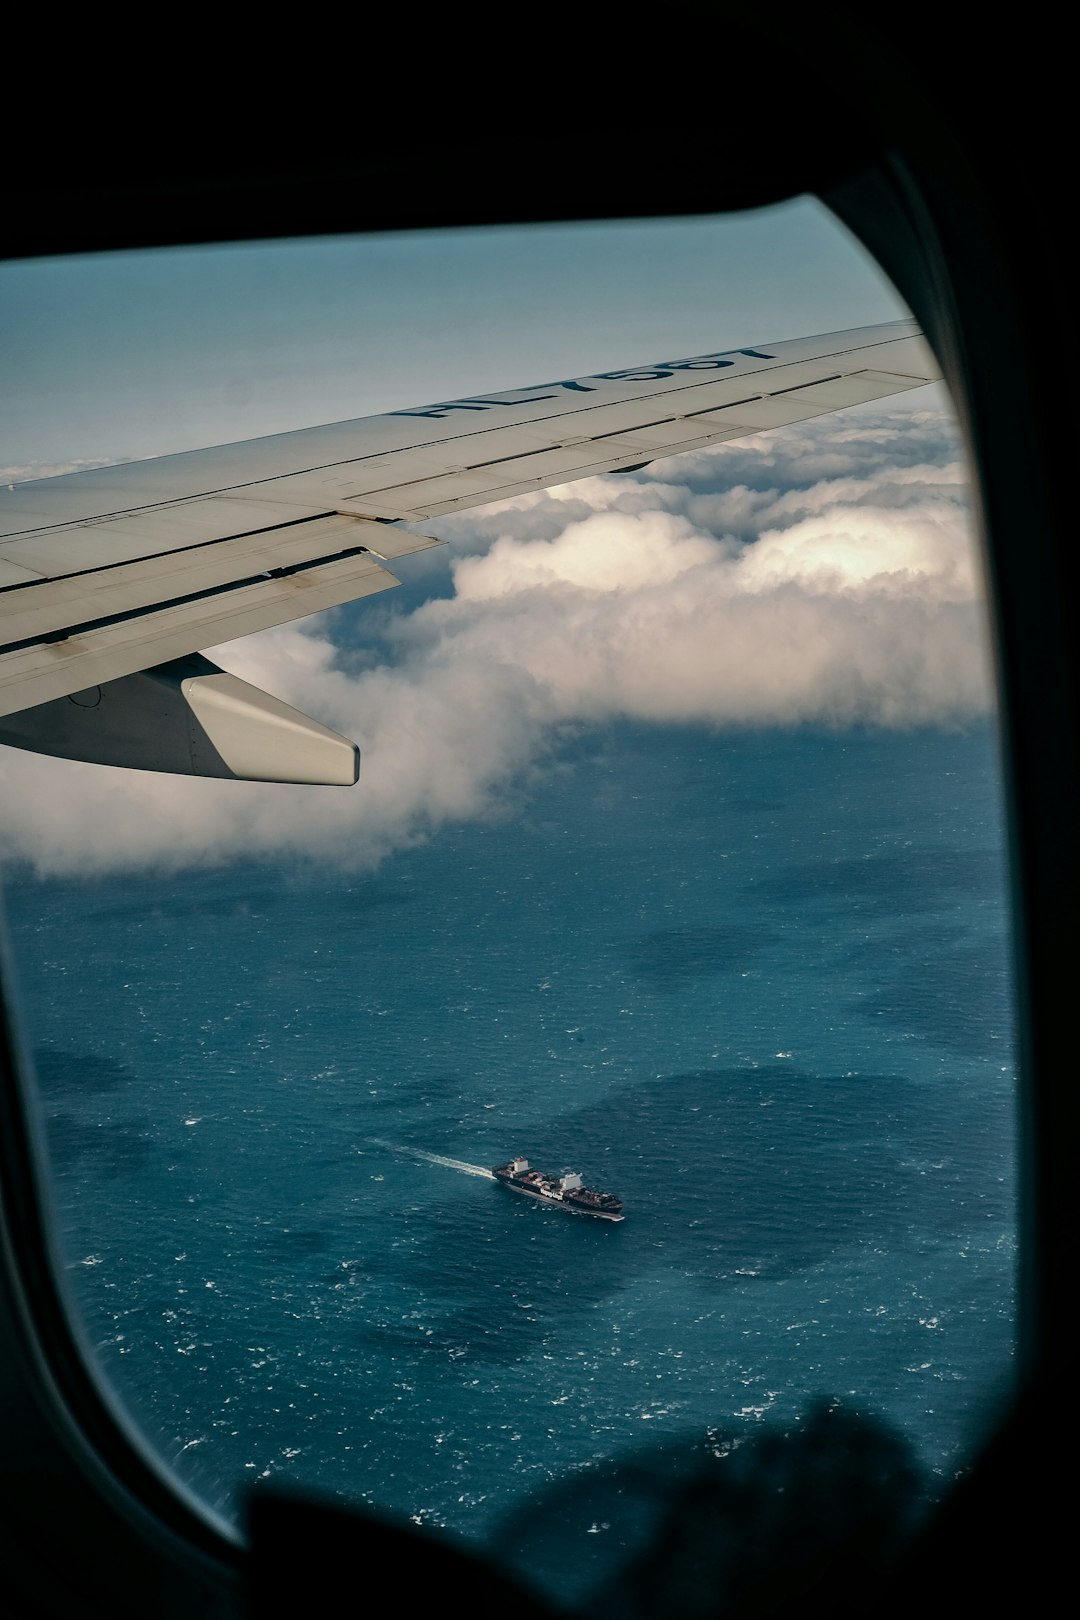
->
left=0, top=11, right=1069, bottom=1612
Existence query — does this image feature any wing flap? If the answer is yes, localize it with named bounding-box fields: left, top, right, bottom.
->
left=772, top=369, right=928, bottom=407
left=0, top=514, right=405, bottom=644
left=0, top=558, right=42, bottom=587
left=0, top=548, right=400, bottom=717
left=0, top=496, right=333, bottom=577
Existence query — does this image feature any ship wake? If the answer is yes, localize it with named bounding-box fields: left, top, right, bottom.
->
left=366, top=1139, right=495, bottom=1180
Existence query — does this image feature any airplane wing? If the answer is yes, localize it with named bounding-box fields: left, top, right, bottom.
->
left=0, top=321, right=940, bottom=784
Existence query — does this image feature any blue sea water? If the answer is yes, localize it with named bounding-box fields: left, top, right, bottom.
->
left=2, top=721, right=1016, bottom=1602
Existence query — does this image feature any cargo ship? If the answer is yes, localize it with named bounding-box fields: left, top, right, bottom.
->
left=491, top=1158, right=624, bottom=1221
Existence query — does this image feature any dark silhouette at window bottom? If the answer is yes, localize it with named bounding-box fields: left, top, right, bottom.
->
left=248, top=1399, right=981, bottom=1618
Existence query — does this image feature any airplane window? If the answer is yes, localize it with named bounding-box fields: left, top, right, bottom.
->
left=0, top=203, right=1016, bottom=1605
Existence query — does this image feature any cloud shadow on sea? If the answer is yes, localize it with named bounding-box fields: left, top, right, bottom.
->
left=33, top=1044, right=131, bottom=1097
left=623, top=925, right=771, bottom=990
left=853, top=931, right=1013, bottom=1058
left=43, top=1111, right=156, bottom=1180
left=31, top=1044, right=157, bottom=1181
left=752, top=848, right=1004, bottom=922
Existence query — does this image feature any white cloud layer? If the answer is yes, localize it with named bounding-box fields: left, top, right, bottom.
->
left=0, top=405, right=993, bottom=876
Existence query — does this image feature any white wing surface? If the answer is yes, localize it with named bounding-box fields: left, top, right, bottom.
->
left=0, top=321, right=939, bottom=781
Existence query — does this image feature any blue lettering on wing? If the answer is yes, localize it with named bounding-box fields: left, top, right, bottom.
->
left=661, top=349, right=775, bottom=371
left=390, top=351, right=777, bottom=419
left=597, top=368, right=675, bottom=381
left=391, top=394, right=558, bottom=420
left=557, top=349, right=777, bottom=388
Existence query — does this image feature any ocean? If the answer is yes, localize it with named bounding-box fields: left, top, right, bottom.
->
left=2, top=719, right=1016, bottom=1603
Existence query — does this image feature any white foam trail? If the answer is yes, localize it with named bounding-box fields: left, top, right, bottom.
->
left=367, top=1139, right=495, bottom=1180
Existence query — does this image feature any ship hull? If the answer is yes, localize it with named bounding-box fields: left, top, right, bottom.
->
left=493, top=1169, right=624, bottom=1221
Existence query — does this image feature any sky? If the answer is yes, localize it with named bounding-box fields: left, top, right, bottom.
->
left=0, top=199, right=992, bottom=874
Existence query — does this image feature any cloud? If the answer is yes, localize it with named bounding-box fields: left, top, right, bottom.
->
left=0, top=401, right=993, bottom=876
